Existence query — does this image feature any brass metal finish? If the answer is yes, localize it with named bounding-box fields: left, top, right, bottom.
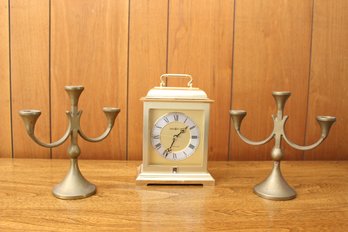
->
left=136, top=164, right=215, bottom=186
left=160, top=74, right=193, bottom=87
left=230, top=91, right=336, bottom=200
left=137, top=74, right=215, bottom=186
left=19, top=86, right=120, bottom=200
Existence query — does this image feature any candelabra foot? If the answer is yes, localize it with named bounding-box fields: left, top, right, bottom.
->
left=253, top=161, right=296, bottom=201
left=52, top=159, right=96, bottom=200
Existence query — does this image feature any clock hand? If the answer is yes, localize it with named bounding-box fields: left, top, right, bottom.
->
left=163, top=148, right=171, bottom=157
left=163, top=126, right=188, bottom=157
left=173, top=126, right=188, bottom=138
left=163, top=137, right=177, bottom=157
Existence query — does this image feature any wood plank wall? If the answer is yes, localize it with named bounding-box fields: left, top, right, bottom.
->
left=0, top=0, right=12, bottom=158
left=0, top=0, right=347, bottom=160
left=231, top=0, right=313, bottom=160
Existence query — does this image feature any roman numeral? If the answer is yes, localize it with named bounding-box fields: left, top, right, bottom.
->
left=184, top=117, right=188, bottom=123
left=188, top=144, right=195, bottom=149
left=152, top=135, right=160, bottom=139
left=155, top=143, right=161, bottom=150
left=183, top=151, right=188, bottom=157
left=164, top=117, right=169, bottom=123
left=172, top=153, right=177, bottom=160
left=163, top=150, right=170, bottom=157
left=191, top=135, right=198, bottom=139
left=155, top=124, right=162, bottom=129
left=173, top=114, right=179, bottom=121
left=189, top=125, right=196, bottom=130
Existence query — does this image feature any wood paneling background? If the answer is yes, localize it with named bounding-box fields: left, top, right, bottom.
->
left=230, top=0, right=313, bottom=160
left=0, top=0, right=347, bottom=160
left=11, top=0, right=50, bottom=158
left=50, top=0, right=128, bottom=160
left=0, top=0, right=12, bottom=158
left=305, top=0, right=348, bottom=160
left=128, top=0, right=168, bottom=160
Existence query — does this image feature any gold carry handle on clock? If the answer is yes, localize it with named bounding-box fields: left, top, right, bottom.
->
left=160, top=74, right=193, bottom=88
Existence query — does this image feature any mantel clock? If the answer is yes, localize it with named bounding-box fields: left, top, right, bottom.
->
left=136, top=74, right=215, bottom=186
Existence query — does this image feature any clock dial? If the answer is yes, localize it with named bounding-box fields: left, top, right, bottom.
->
left=151, top=112, right=200, bottom=160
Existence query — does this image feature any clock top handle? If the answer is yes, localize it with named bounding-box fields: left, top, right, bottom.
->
left=160, top=74, right=193, bottom=88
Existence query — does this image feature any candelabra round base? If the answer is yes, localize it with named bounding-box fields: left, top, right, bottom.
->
left=52, top=159, right=96, bottom=200
left=253, top=161, right=296, bottom=201
left=53, top=183, right=96, bottom=200
left=253, top=184, right=296, bottom=201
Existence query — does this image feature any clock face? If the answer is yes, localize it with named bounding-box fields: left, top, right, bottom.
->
left=151, top=112, right=200, bottom=161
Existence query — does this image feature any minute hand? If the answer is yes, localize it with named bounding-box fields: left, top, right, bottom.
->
left=163, top=126, right=188, bottom=156
left=169, top=126, right=188, bottom=149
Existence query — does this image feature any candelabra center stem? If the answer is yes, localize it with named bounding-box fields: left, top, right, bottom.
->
left=67, top=129, right=80, bottom=159
left=274, top=135, right=282, bottom=148
left=70, top=101, right=79, bottom=116
left=272, top=91, right=291, bottom=119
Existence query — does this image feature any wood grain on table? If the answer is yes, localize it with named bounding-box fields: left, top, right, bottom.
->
left=0, top=159, right=347, bottom=231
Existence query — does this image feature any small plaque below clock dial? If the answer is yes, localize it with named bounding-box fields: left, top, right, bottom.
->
left=151, top=112, right=200, bottom=161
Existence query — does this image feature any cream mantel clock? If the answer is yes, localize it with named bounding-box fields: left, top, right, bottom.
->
left=136, top=74, right=215, bottom=186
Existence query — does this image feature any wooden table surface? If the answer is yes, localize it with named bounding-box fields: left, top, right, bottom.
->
left=1, top=159, right=348, bottom=231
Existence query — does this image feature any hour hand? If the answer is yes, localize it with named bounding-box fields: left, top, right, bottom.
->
left=175, top=126, right=188, bottom=138
left=180, top=126, right=188, bottom=133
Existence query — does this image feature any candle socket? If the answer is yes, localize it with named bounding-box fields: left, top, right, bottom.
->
left=19, top=86, right=120, bottom=200
left=230, top=91, right=336, bottom=200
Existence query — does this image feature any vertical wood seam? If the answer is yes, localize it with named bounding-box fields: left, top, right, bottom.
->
left=125, top=0, right=131, bottom=160
left=8, top=0, right=13, bottom=158
left=165, top=0, right=170, bottom=74
left=303, top=0, right=316, bottom=160
left=228, top=0, right=237, bottom=161
left=48, top=0, right=52, bottom=159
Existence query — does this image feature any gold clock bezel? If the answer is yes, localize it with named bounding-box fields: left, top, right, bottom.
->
left=142, top=101, right=210, bottom=173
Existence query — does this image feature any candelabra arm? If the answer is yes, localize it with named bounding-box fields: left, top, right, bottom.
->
left=19, top=110, right=72, bottom=148
left=79, top=126, right=113, bottom=143
left=236, top=130, right=275, bottom=146
left=32, top=126, right=71, bottom=148
left=79, top=107, right=120, bottom=143
left=282, top=115, right=336, bottom=151
left=282, top=133, right=325, bottom=151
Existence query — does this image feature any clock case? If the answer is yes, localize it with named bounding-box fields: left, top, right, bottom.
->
left=136, top=74, right=215, bottom=186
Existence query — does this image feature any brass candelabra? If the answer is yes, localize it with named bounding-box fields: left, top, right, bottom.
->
left=230, top=91, right=336, bottom=200
left=19, top=86, right=120, bottom=200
